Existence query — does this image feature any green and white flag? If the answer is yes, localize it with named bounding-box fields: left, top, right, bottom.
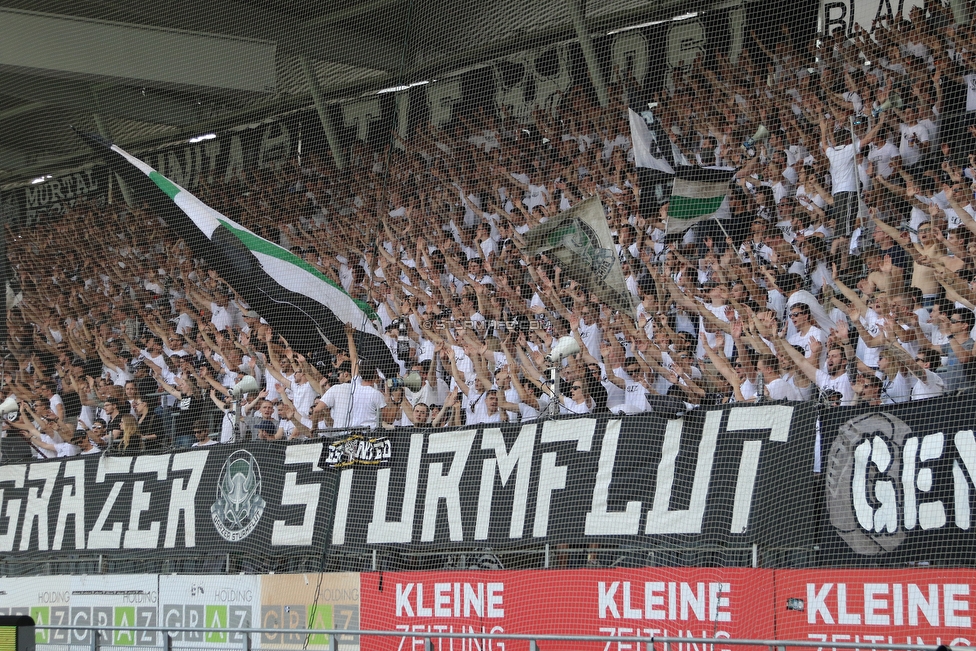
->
left=522, top=196, right=635, bottom=318
left=79, top=132, right=400, bottom=377
left=666, top=166, right=735, bottom=235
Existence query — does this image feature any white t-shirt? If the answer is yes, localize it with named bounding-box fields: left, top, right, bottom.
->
left=577, top=320, right=602, bottom=362
left=765, top=376, right=805, bottom=401
left=965, top=74, right=976, bottom=111
left=879, top=371, right=914, bottom=404
left=788, top=326, right=827, bottom=360
left=289, top=382, right=319, bottom=420
left=816, top=369, right=856, bottom=406
left=899, top=123, right=930, bottom=168
left=321, top=380, right=387, bottom=429
left=854, top=310, right=883, bottom=368
left=210, top=303, right=233, bottom=332
left=696, top=303, right=736, bottom=360
left=822, top=140, right=860, bottom=194
left=867, top=141, right=900, bottom=178
left=911, top=369, right=945, bottom=400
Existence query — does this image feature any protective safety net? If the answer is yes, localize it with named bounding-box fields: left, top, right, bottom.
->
left=1, top=0, right=976, bottom=648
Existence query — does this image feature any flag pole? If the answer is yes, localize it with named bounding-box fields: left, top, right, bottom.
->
left=661, top=201, right=672, bottom=280
left=848, top=114, right=869, bottom=236
left=713, top=216, right=733, bottom=243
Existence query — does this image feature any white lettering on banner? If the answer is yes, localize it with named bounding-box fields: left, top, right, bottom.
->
left=224, top=135, right=246, bottom=182
left=828, top=412, right=976, bottom=555
left=258, top=122, right=290, bottom=169
left=599, top=628, right=732, bottom=651
left=666, top=20, right=705, bottom=91
left=272, top=443, right=323, bottom=545
left=395, top=625, right=506, bottom=651
left=20, top=462, right=60, bottom=551
left=423, top=431, right=476, bottom=541
left=368, top=433, right=425, bottom=544
left=477, top=425, right=535, bottom=539
left=646, top=411, right=720, bottom=534
left=164, top=451, right=208, bottom=548
left=534, top=419, right=596, bottom=537
left=88, top=457, right=132, bottom=549
left=53, top=460, right=86, bottom=550
left=806, top=583, right=972, bottom=627
left=611, top=32, right=649, bottom=85
left=395, top=583, right=504, bottom=618
left=0, top=465, right=26, bottom=551
left=586, top=420, right=641, bottom=535
left=725, top=406, right=793, bottom=534
left=819, top=0, right=925, bottom=36
left=23, top=171, right=101, bottom=224
left=952, top=430, right=976, bottom=529
left=332, top=469, right=354, bottom=545
left=348, top=408, right=802, bottom=545
left=342, top=99, right=382, bottom=142
left=124, top=455, right=168, bottom=549
left=491, top=47, right=573, bottom=122
left=599, top=582, right=731, bottom=622
left=2, top=408, right=815, bottom=553
left=806, top=633, right=973, bottom=650
left=152, top=144, right=221, bottom=189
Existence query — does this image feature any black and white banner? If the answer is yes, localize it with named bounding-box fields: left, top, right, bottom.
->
left=0, top=442, right=337, bottom=557
left=819, top=0, right=925, bottom=37
left=0, top=404, right=831, bottom=561
left=821, top=395, right=976, bottom=562
left=331, top=405, right=821, bottom=551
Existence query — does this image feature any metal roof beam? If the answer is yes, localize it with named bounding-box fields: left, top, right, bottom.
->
left=0, top=7, right=277, bottom=93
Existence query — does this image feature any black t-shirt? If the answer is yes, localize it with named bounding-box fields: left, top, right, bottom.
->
left=105, top=415, right=124, bottom=443
left=136, top=376, right=159, bottom=400
left=173, top=392, right=204, bottom=438
left=61, top=389, right=82, bottom=419
left=139, top=413, right=169, bottom=453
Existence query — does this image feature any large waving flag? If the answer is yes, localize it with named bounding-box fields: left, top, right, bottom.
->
left=79, top=132, right=399, bottom=378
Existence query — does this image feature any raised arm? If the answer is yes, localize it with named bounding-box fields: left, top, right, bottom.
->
left=775, top=335, right=820, bottom=383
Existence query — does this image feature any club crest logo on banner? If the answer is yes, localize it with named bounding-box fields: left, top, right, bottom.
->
left=826, top=412, right=911, bottom=556
left=820, top=397, right=976, bottom=563
left=211, top=450, right=266, bottom=543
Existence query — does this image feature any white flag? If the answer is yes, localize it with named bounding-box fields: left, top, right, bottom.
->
left=628, top=108, right=674, bottom=174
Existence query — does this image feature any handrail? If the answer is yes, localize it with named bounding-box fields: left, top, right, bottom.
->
left=33, top=625, right=971, bottom=650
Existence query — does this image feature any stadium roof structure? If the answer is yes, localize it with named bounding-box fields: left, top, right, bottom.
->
left=0, top=0, right=707, bottom=187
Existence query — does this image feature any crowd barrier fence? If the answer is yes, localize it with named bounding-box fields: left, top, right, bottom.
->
left=33, top=625, right=975, bottom=651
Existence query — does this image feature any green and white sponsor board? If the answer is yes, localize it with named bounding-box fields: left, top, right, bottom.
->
left=0, top=577, right=69, bottom=644
left=159, top=575, right=259, bottom=646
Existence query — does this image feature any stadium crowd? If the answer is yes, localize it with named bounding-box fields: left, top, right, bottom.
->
left=6, top=3, right=976, bottom=458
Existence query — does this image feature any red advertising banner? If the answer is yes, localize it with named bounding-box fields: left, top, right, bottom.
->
left=775, top=570, right=976, bottom=649
left=360, top=569, right=775, bottom=651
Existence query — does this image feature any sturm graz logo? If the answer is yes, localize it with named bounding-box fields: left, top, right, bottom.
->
left=827, top=412, right=910, bottom=556
left=211, top=450, right=266, bottom=542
